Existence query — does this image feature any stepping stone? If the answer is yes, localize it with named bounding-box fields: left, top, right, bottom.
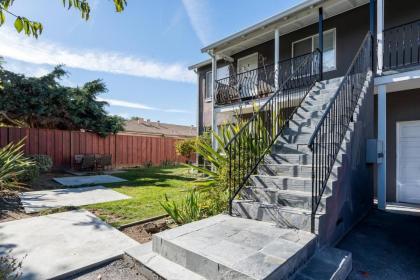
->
left=0, top=210, right=139, bottom=279
left=53, top=175, right=127, bottom=186
left=20, top=186, right=131, bottom=213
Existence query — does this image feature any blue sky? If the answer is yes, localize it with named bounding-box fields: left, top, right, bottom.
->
left=0, top=0, right=302, bottom=126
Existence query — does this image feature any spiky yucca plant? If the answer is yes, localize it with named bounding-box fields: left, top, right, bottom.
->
left=0, top=139, right=34, bottom=192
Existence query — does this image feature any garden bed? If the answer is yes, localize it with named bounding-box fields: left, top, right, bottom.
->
left=120, top=216, right=176, bottom=244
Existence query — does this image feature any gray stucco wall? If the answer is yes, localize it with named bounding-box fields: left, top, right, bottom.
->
left=384, top=0, right=420, bottom=30
left=321, top=78, right=374, bottom=246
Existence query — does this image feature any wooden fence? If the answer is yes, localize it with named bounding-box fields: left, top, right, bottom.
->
left=0, top=127, right=192, bottom=169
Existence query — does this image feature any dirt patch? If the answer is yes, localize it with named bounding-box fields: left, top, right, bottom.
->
left=121, top=217, right=176, bottom=244
left=70, top=256, right=149, bottom=280
left=28, top=171, right=71, bottom=191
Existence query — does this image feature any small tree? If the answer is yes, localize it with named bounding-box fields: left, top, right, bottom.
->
left=0, top=0, right=127, bottom=38
left=175, top=138, right=196, bottom=162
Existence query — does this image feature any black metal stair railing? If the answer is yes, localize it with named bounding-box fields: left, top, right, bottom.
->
left=383, top=19, right=420, bottom=71
left=226, top=50, right=322, bottom=215
left=215, top=54, right=314, bottom=106
left=308, top=32, right=374, bottom=232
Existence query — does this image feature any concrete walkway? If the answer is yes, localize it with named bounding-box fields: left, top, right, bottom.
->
left=337, top=208, right=420, bottom=280
left=0, top=210, right=138, bottom=279
left=53, top=175, right=126, bottom=186
left=20, top=186, right=130, bottom=213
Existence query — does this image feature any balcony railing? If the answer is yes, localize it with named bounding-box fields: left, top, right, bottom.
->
left=383, top=19, right=420, bottom=71
left=214, top=55, right=308, bottom=106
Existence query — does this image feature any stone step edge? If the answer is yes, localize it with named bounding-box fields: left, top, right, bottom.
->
left=125, top=243, right=206, bottom=280
left=233, top=199, right=325, bottom=217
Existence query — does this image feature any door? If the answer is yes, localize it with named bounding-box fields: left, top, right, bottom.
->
left=237, top=53, right=258, bottom=99
left=397, top=120, right=420, bottom=204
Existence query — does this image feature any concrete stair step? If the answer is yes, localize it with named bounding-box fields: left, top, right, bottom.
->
left=292, top=247, right=352, bottom=280
left=272, top=143, right=312, bottom=154
left=258, top=163, right=338, bottom=181
left=148, top=215, right=317, bottom=280
left=264, top=153, right=312, bottom=165
left=242, top=187, right=329, bottom=212
left=258, top=163, right=313, bottom=178
left=232, top=200, right=324, bottom=233
left=125, top=243, right=206, bottom=280
left=250, top=175, right=330, bottom=194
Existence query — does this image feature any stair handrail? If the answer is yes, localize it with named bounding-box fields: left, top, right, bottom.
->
left=308, top=31, right=374, bottom=231
left=226, top=49, right=322, bottom=215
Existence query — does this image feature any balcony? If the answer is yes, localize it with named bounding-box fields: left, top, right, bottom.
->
left=383, top=19, right=420, bottom=72
left=214, top=54, right=314, bottom=106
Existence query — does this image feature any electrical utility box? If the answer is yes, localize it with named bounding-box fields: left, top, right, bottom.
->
left=366, top=139, right=384, bottom=164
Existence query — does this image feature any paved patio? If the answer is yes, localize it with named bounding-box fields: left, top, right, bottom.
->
left=337, top=208, right=420, bottom=280
left=20, top=186, right=131, bottom=213
left=53, top=175, right=127, bottom=186
left=0, top=210, right=139, bottom=279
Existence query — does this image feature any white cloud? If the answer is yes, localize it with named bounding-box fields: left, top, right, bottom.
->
left=0, top=27, right=195, bottom=83
left=97, top=97, right=156, bottom=110
left=4, top=60, right=51, bottom=78
left=181, top=0, right=212, bottom=46
left=97, top=97, right=189, bottom=114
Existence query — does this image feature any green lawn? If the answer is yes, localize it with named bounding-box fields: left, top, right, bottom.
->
left=85, top=166, right=211, bottom=227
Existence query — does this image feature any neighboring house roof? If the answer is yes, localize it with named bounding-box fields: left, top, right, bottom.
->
left=193, top=0, right=368, bottom=58
left=122, top=119, right=197, bottom=138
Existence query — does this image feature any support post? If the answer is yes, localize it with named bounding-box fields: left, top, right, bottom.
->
left=370, top=0, right=375, bottom=35
left=274, top=29, right=280, bottom=91
left=210, top=52, right=218, bottom=150
left=377, top=84, right=387, bottom=210
left=377, top=0, right=384, bottom=74
left=318, top=7, right=324, bottom=80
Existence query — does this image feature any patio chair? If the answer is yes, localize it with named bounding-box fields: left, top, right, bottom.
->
left=95, top=154, right=112, bottom=171
left=80, top=154, right=96, bottom=171
left=73, top=154, right=84, bottom=170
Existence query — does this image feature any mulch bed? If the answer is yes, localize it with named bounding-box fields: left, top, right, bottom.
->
left=70, top=256, right=149, bottom=280
left=120, top=217, right=177, bottom=244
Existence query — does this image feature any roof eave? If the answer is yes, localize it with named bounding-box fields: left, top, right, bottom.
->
left=200, top=0, right=322, bottom=53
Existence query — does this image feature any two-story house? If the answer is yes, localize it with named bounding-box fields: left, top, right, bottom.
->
left=190, top=0, right=420, bottom=209
left=128, top=1, right=420, bottom=279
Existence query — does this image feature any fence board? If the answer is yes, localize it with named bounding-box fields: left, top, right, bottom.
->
left=0, top=127, right=192, bottom=169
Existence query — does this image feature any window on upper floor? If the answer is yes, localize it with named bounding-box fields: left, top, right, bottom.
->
left=292, top=29, right=336, bottom=72
left=204, top=66, right=230, bottom=101
left=205, top=71, right=212, bottom=100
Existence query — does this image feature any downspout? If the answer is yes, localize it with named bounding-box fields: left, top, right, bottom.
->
left=194, top=68, right=200, bottom=165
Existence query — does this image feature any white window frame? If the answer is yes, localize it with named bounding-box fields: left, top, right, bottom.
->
left=204, top=71, right=212, bottom=102
left=291, top=28, right=337, bottom=72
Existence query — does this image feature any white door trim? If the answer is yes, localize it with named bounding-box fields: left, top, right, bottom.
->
left=237, top=52, right=258, bottom=74
left=396, top=120, right=420, bottom=204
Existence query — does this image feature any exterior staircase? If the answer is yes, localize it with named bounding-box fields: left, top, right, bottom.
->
left=231, top=77, right=343, bottom=234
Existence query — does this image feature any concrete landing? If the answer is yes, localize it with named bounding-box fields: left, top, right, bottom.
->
left=53, top=175, right=127, bottom=186
left=20, top=186, right=130, bottom=213
left=292, top=247, right=352, bottom=280
left=128, top=215, right=317, bottom=280
left=0, top=210, right=138, bottom=279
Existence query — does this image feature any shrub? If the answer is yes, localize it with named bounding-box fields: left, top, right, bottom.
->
left=17, top=164, right=40, bottom=183
left=29, top=155, right=53, bottom=173
left=160, top=190, right=202, bottom=225
left=175, top=138, right=196, bottom=161
left=0, top=251, right=24, bottom=280
left=0, top=140, right=35, bottom=192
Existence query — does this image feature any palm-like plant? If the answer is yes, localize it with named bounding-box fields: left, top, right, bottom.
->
left=0, top=139, right=34, bottom=192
